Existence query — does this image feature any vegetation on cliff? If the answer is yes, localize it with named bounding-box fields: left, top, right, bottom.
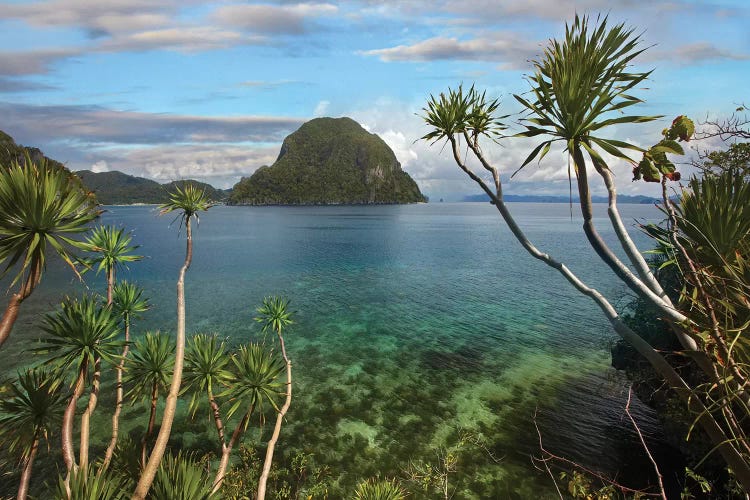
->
left=229, top=117, right=425, bottom=205
left=76, top=170, right=227, bottom=205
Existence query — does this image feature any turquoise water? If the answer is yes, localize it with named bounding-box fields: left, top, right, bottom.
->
left=3, top=202, right=678, bottom=497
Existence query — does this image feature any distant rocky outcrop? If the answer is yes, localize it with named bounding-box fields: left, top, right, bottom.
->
left=229, top=117, right=425, bottom=205
left=75, top=170, right=227, bottom=205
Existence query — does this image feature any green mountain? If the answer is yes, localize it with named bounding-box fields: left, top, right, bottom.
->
left=75, top=170, right=227, bottom=205
left=1, top=129, right=67, bottom=172
left=229, top=117, right=425, bottom=205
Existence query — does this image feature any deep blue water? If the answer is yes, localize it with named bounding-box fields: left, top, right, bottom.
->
left=3, top=202, right=679, bottom=497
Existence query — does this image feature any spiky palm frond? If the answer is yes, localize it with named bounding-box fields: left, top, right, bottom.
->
left=123, top=331, right=175, bottom=405
left=514, top=14, right=659, bottom=173
left=182, top=333, right=232, bottom=416
left=112, top=281, right=150, bottom=325
left=0, top=155, right=98, bottom=286
left=254, top=296, right=294, bottom=336
left=0, top=366, right=66, bottom=456
left=354, top=478, right=408, bottom=500
left=80, top=225, right=142, bottom=276
left=420, top=85, right=507, bottom=146
left=150, top=452, right=217, bottom=500
left=223, top=343, right=284, bottom=424
left=159, top=183, right=212, bottom=230
left=35, top=294, right=123, bottom=374
left=53, top=466, right=128, bottom=500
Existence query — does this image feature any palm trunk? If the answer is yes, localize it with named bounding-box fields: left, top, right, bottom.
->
left=107, top=268, right=115, bottom=305
left=102, top=316, right=131, bottom=471
left=257, top=332, right=292, bottom=500
left=453, top=136, right=750, bottom=489
left=17, top=428, right=40, bottom=500
left=133, top=221, right=193, bottom=499
left=0, top=259, right=40, bottom=349
left=79, top=357, right=102, bottom=470
left=62, top=358, right=88, bottom=472
left=598, top=166, right=671, bottom=300
left=213, top=409, right=251, bottom=493
left=141, top=383, right=159, bottom=468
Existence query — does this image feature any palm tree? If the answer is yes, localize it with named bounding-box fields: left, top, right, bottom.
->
left=513, top=14, right=695, bottom=332
left=0, top=156, right=98, bottom=348
left=81, top=225, right=142, bottom=304
left=54, top=465, right=128, bottom=500
left=254, top=296, right=294, bottom=500
left=354, top=478, right=407, bottom=500
left=101, top=281, right=150, bottom=471
left=133, top=184, right=211, bottom=499
left=0, top=367, right=66, bottom=500
left=151, top=452, right=217, bottom=500
left=123, top=331, right=175, bottom=468
left=36, top=294, right=122, bottom=473
left=214, top=341, right=284, bottom=492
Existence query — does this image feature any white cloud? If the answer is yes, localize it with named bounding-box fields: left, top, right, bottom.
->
left=360, top=34, right=540, bottom=68
left=313, top=100, right=330, bottom=116
left=91, top=160, right=109, bottom=173
left=213, top=3, right=338, bottom=34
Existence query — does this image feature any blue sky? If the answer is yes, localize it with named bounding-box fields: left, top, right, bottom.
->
left=0, top=0, right=748, bottom=200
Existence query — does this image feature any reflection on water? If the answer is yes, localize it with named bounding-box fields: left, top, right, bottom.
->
left=2, top=202, right=680, bottom=497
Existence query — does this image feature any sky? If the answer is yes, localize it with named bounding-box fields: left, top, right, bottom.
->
left=0, top=0, right=748, bottom=201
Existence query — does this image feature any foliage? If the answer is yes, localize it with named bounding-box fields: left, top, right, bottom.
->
left=229, top=117, right=425, bottom=205
left=223, top=343, right=285, bottom=423
left=514, top=14, right=657, bottom=176
left=255, top=296, right=294, bottom=336
left=0, top=366, right=65, bottom=456
left=112, top=281, right=150, bottom=325
left=80, top=225, right=143, bottom=279
left=159, top=183, right=213, bottom=228
left=222, top=445, right=331, bottom=499
left=150, top=452, right=217, bottom=500
left=54, top=466, right=129, bottom=500
left=0, top=154, right=98, bottom=287
left=124, top=331, right=175, bottom=405
left=36, top=294, right=123, bottom=369
left=75, top=170, right=227, bottom=205
left=182, top=333, right=232, bottom=416
left=354, top=478, right=407, bottom=500
left=698, top=142, right=750, bottom=179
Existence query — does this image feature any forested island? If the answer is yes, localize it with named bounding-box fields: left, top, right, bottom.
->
left=228, top=117, right=426, bottom=205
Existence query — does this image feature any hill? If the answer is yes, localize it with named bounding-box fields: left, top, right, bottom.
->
left=1, top=129, right=68, bottom=172
left=229, top=117, right=425, bottom=205
left=75, top=170, right=227, bottom=205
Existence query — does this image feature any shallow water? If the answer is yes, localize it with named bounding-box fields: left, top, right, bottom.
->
left=3, top=202, right=680, bottom=497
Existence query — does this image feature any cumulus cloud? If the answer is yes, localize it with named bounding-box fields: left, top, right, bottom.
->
left=360, top=34, right=541, bottom=68
left=96, top=27, right=257, bottom=53
left=650, top=42, right=750, bottom=64
left=90, top=144, right=281, bottom=188
left=91, top=160, right=109, bottom=173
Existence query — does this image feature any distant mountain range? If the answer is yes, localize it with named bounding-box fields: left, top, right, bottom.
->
left=75, top=170, right=228, bottom=205
left=461, top=193, right=662, bottom=204
left=229, top=117, right=425, bottom=205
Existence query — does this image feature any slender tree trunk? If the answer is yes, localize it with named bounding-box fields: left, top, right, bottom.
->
left=102, top=316, right=131, bottom=471
left=257, top=332, right=292, bottom=500
left=598, top=166, right=671, bottom=301
left=141, top=383, right=159, bottom=468
left=17, top=428, right=40, bottom=500
left=107, top=268, right=115, bottom=305
left=452, top=137, right=750, bottom=489
left=133, top=221, right=193, bottom=499
left=0, top=260, right=40, bottom=349
left=79, top=357, right=102, bottom=470
left=213, top=410, right=251, bottom=493
left=62, top=359, right=88, bottom=473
